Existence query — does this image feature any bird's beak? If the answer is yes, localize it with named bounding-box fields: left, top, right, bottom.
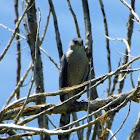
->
left=80, top=41, right=83, bottom=46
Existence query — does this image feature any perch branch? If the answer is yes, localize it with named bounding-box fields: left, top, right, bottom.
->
left=2, top=56, right=140, bottom=116
left=0, top=89, right=138, bottom=137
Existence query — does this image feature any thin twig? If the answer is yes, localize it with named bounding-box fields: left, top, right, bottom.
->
left=40, top=7, right=51, bottom=45
left=0, top=132, right=35, bottom=140
left=35, top=7, right=41, bottom=47
left=120, top=68, right=140, bottom=73
left=4, top=63, right=32, bottom=107
left=72, top=112, right=83, bottom=140
left=128, top=112, right=140, bottom=140
left=117, top=52, right=135, bottom=59
left=14, top=77, right=34, bottom=124
left=105, top=35, right=131, bottom=59
left=130, top=69, right=135, bottom=88
left=110, top=59, right=121, bottom=95
left=0, top=0, right=32, bottom=61
left=40, top=47, right=59, bottom=70
left=106, top=129, right=117, bottom=140
left=120, top=0, right=140, bottom=24
left=117, top=0, right=135, bottom=94
left=86, top=59, right=93, bottom=139
left=109, top=101, right=131, bottom=140
left=46, top=116, right=57, bottom=129
left=0, top=62, right=32, bottom=121
left=0, top=24, right=26, bottom=39
left=99, top=0, right=111, bottom=95
left=67, top=0, right=81, bottom=38
left=48, top=0, right=63, bottom=60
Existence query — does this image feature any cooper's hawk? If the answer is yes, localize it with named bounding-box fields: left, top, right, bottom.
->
left=58, top=38, right=89, bottom=140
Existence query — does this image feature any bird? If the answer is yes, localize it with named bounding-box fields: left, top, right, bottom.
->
left=58, top=38, right=89, bottom=140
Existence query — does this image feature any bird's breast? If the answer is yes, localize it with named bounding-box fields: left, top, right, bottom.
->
left=66, top=51, right=88, bottom=86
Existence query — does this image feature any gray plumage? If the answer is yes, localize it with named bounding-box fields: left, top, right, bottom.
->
left=58, top=38, right=89, bottom=140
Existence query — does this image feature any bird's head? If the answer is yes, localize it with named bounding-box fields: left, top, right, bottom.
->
left=69, top=38, right=84, bottom=51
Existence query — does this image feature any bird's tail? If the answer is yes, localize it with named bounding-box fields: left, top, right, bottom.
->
left=58, top=113, right=70, bottom=140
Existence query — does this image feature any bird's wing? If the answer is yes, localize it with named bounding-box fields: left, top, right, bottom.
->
left=59, top=54, right=68, bottom=89
left=82, top=62, right=89, bottom=82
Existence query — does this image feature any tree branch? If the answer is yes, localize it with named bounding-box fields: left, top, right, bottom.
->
left=14, top=0, right=21, bottom=100
left=0, top=89, right=139, bottom=137
left=128, top=112, right=140, bottom=140
left=40, top=7, right=51, bottom=45
left=0, top=62, right=32, bottom=122
left=120, top=0, right=140, bottom=24
left=67, top=0, right=81, bottom=38
left=2, top=89, right=139, bottom=122
left=48, top=0, right=63, bottom=60
left=1, top=56, right=139, bottom=117
left=0, top=0, right=32, bottom=61
left=99, top=0, right=111, bottom=95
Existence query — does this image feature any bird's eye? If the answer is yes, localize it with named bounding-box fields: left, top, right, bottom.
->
left=81, top=40, right=83, bottom=45
left=73, top=39, right=77, bottom=44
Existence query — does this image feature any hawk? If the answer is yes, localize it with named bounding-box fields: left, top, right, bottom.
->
left=59, top=38, right=89, bottom=140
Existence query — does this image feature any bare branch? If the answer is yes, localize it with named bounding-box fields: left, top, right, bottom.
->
left=0, top=132, right=35, bottom=140
left=0, top=91, right=137, bottom=137
left=14, top=77, right=34, bottom=124
left=110, top=59, right=121, bottom=95
left=99, top=0, right=111, bottom=95
left=0, top=1, right=139, bottom=139
left=128, top=112, right=140, bottom=140
left=82, top=0, right=100, bottom=138
left=2, top=55, right=140, bottom=115
left=40, top=47, right=59, bottom=70
left=106, top=129, right=117, bottom=140
left=48, top=0, right=63, bottom=60
left=105, top=35, right=131, bottom=59
left=67, top=0, right=81, bottom=38
left=2, top=84, right=139, bottom=127
left=120, top=0, right=140, bottom=24
left=2, top=63, right=32, bottom=107
left=0, top=0, right=32, bottom=61
left=72, top=112, right=83, bottom=140
left=25, top=2, right=51, bottom=139
left=40, top=7, right=51, bottom=45
left=115, top=0, right=135, bottom=95
left=0, top=62, right=32, bottom=121
left=109, top=101, right=131, bottom=140
left=14, top=0, right=21, bottom=100
left=0, top=24, right=26, bottom=39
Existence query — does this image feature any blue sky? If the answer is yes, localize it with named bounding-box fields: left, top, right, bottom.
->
left=0, top=0, right=140, bottom=139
